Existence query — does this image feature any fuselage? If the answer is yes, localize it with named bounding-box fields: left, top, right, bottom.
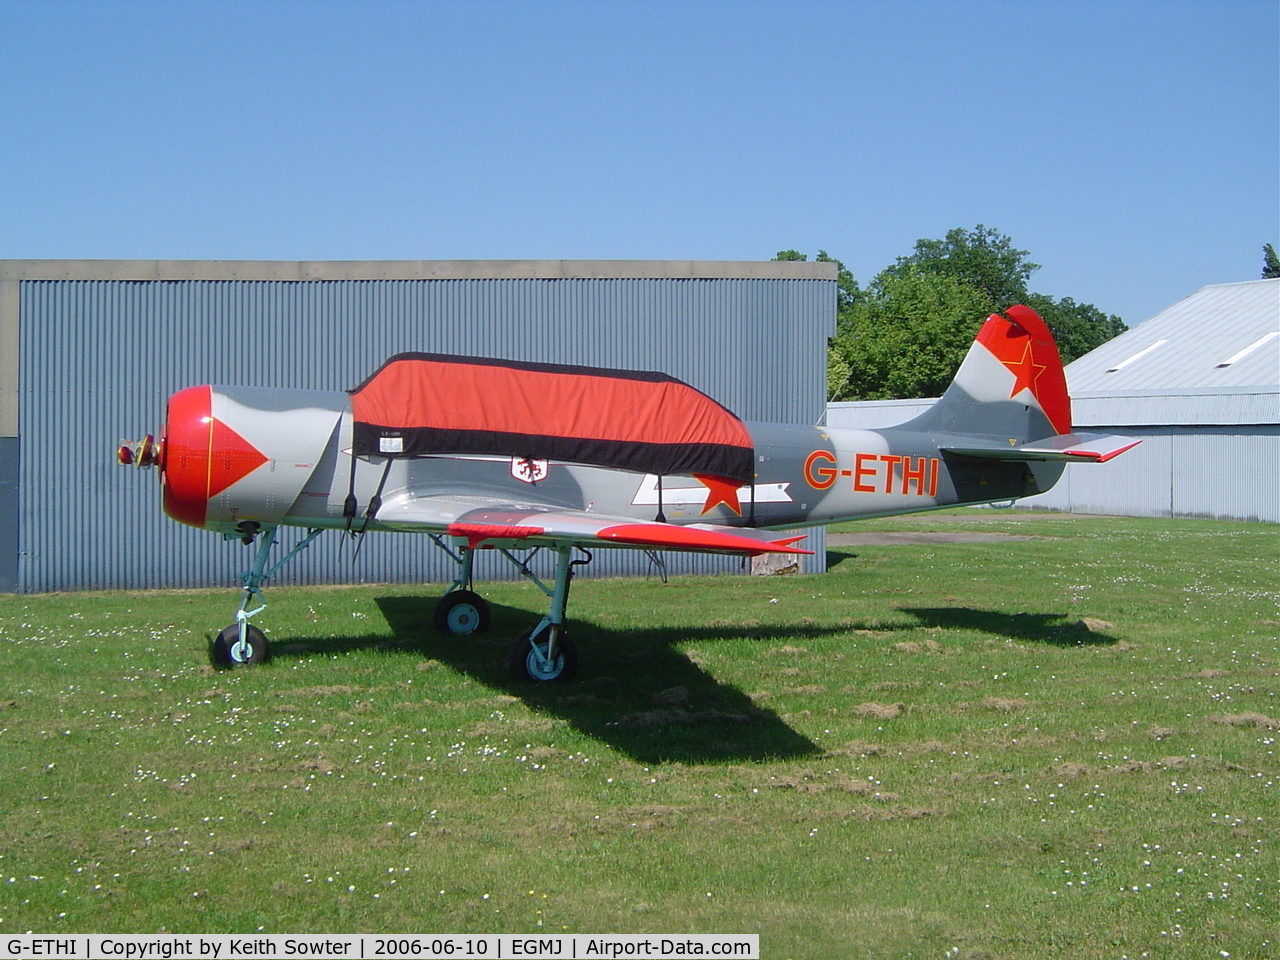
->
left=157, top=384, right=1064, bottom=537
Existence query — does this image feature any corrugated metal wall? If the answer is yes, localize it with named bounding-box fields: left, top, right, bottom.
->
left=17, top=276, right=832, bottom=592
left=0, top=438, right=16, bottom=592
left=1022, top=427, right=1280, bottom=521
left=1026, top=430, right=1176, bottom=517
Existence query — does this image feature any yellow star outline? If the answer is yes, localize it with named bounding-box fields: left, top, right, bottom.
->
left=1001, top=340, right=1047, bottom=401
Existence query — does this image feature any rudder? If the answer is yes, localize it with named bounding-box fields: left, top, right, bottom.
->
left=904, top=305, right=1071, bottom=444
left=904, top=305, right=1139, bottom=464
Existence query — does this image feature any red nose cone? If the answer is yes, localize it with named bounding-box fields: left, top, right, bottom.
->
left=161, top=386, right=269, bottom=529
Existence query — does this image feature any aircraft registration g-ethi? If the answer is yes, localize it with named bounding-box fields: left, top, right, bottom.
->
left=118, top=304, right=1138, bottom=681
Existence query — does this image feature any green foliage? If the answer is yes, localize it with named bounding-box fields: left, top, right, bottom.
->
left=825, top=345, right=852, bottom=403
left=831, top=268, right=989, bottom=401
left=775, top=248, right=861, bottom=312
left=1262, top=242, right=1280, bottom=280
left=879, top=224, right=1038, bottom=311
left=815, top=249, right=861, bottom=312
left=1023, top=293, right=1127, bottom=364
left=816, top=226, right=1127, bottom=400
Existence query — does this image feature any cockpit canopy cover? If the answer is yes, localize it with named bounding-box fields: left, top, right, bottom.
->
left=349, top=353, right=755, bottom=484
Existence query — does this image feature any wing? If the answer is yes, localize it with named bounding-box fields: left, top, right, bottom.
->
left=373, top=492, right=811, bottom=556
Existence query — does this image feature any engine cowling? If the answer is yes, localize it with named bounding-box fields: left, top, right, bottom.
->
left=161, top=385, right=275, bottom=529
left=143, top=384, right=347, bottom=532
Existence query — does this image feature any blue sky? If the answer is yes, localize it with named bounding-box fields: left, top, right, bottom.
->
left=2, top=0, right=1275, bottom=326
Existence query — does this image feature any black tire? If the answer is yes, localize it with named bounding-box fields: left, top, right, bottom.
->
left=212, top=622, right=269, bottom=667
left=508, top=623, right=577, bottom=683
left=433, top=590, right=491, bottom=636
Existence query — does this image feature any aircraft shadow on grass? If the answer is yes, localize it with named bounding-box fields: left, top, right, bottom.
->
left=899, top=606, right=1120, bottom=647
left=827, top=542, right=1119, bottom=648
left=257, top=595, right=831, bottom=765
left=243, top=596, right=1115, bottom=764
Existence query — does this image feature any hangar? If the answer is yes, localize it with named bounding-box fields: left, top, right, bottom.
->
left=0, top=259, right=836, bottom=593
left=827, top=278, right=1280, bottom=522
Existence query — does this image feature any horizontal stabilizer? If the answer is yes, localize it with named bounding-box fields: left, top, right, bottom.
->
left=943, top=432, right=1141, bottom=464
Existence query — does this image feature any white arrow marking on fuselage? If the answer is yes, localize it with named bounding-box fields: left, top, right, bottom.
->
left=630, top=474, right=792, bottom=507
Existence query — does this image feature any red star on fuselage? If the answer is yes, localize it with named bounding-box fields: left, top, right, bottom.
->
left=695, top=474, right=743, bottom=516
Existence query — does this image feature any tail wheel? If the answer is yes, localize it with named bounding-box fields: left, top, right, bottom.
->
left=212, top=623, right=269, bottom=667
left=433, top=590, right=491, bottom=636
left=508, top=624, right=577, bottom=683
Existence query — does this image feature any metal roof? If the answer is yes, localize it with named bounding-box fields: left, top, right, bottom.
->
left=1068, top=388, right=1278, bottom=427
left=1063, top=279, right=1279, bottom=393
left=0, top=258, right=838, bottom=282
left=826, top=278, right=1280, bottom=430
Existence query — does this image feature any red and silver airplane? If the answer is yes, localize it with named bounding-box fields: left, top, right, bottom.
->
left=118, top=305, right=1138, bottom=681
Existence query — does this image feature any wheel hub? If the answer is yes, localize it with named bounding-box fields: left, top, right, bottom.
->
left=447, top=604, right=479, bottom=633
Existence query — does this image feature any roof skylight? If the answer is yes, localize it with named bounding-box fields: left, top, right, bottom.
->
left=1106, top=339, right=1168, bottom=374
left=1215, top=330, right=1278, bottom=368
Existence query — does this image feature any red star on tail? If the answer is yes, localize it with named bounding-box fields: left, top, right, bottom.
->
left=1001, top=340, right=1048, bottom=400
left=974, top=306, right=1073, bottom=436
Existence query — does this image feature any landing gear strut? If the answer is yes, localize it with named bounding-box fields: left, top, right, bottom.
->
left=210, top=524, right=323, bottom=668
left=212, top=622, right=269, bottom=666
left=503, top=543, right=583, bottom=682
left=508, top=622, right=577, bottom=682
left=430, top=537, right=492, bottom=636
left=430, top=537, right=590, bottom=683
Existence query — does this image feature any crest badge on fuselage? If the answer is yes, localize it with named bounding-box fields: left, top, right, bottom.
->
left=511, top=457, right=549, bottom=484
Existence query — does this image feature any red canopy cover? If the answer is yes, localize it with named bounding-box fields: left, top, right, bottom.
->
left=349, top=353, right=755, bottom=483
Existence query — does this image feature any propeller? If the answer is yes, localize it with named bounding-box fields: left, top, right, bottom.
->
left=116, top=434, right=161, bottom=468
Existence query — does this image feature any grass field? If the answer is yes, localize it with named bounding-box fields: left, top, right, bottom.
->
left=0, top=511, right=1276, bottom=958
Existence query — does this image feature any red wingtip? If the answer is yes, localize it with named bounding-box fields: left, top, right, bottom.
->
left=1064, top=439, right=1142, bottom=463
left=597, top=524, right=812, bottom=556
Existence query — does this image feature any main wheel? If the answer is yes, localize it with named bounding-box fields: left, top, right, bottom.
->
left=433, top=590, right=491, bottom=636
left=508, top=624, right=577, bottom=683
left=212, top=622, right=269, bottom=666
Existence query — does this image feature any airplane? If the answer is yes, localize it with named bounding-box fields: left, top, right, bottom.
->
left=117, top=304, right=1138, bottom=681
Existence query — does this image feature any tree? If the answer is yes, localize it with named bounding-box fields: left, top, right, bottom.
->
left=826, top=346, right=852, bottom=403
left=1022, top=294, right=1127, bottom=365
left=775, top=249, right=861, bottom=310
left=818, top=226, right=1128, bottom=400
left=787, top=227, right=1126, bottom=400
left=815, top=249, right=861, bottom=312
left=1263, top=243, right=1280, bottom=280
left=830, top=267, right=991, bottom=401
left=878, top=224, right=1039, bottom=312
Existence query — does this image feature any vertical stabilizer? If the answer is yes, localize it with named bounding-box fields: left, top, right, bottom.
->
left=905, top=305, right=1072, bottom=443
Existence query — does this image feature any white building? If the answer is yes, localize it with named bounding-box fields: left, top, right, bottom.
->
left=827, top=279, right=1280, bottom=521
